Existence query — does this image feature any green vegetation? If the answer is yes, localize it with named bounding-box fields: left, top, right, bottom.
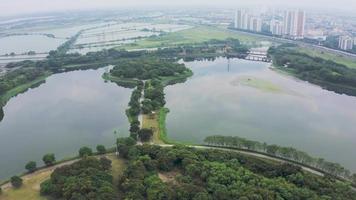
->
left=114, top=144, right=356, bottom=199
left=25, top=161, right=37, bottom=173
left=138, top=128, right=154, bottom=142
left=40, top=157, right=115, bottom=199
left=268, top=44, right=356, bottom=96
left=234, top=76, right=283, bottom=93
left=42, top=153, right=55, bottom=166
left=296, top=47, right=356, bottom=69
left=120, top=26, right=263, bottom=50
left=10, top=176, right=23, bottom=188
left=158, top=108, right=171, bottom=144
left=0, top=68, right=49, bottom=106
left=96, top=145, right=107, bottom=155
left=79, top=146, right=93, bottom=157
left=110, top=58, right=188, bottom=80
left=204, top=135, right=354, bottom=180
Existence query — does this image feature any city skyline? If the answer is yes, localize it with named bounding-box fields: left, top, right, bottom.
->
left=1, top=0, right=356, bottom=17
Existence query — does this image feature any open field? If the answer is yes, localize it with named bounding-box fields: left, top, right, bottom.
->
left=120, top=26, right=266, bottom=50
left=0, top=154, right=125, bottom=200
left=142, top=112, right=165, bottom=144
left=296, top=47, right=356, bottom=69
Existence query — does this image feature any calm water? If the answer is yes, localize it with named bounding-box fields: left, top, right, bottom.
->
left=165, top=58, right=356, bottom=172
left=0, top=68, right=130, bottom=180
left=0, top=35, right=65, bottom=55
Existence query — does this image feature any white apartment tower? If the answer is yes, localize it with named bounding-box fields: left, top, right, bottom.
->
left=338, top=36, right=354, bottom=50
left=235, top=9, right=249, bottom=30
left=234, top=9, right=261, bottom=32
left=283, top=10, right=305, bottom=39
left=270, top=20, right=283, bottom=36
left=250, top=17, right=262, bottom=32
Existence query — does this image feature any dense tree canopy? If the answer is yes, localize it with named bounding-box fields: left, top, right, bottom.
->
left=116, top=144, right=356, bottom=200
left=40, top=157, right=115, bottom=199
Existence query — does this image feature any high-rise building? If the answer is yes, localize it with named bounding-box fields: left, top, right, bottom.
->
left=338, top=36, right=354, bottom=50
left=249, top=17, right=262, bottom=32
left=270, top=20, right=283, bottom=36
left=283, top=10, right=305, bottom=39
left=234, top=9, right=262, bottom=33
left=234, top=9, right=250, bottom=30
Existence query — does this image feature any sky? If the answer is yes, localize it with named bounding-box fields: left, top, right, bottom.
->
left=0, top=0, right=355, bottom=17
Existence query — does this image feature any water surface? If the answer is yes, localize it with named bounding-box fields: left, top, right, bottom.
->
left=0, top=68, right=130, bottom=180
left=165, top=58, right=356, bottom=171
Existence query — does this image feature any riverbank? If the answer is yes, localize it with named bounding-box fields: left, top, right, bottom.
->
left=0, top=72, right=51, bottom=107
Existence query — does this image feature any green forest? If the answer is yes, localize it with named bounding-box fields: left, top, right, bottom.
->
left=40, top=143, right=356, bottom=200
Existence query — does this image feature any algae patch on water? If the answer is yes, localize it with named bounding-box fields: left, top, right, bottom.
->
left=231, top=76, right=283, bottom=93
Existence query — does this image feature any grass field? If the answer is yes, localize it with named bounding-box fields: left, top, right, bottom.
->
left=142, top=112, right=165, bottom=144
left=296, top=47, right=356, bottom=69
left=120, top=26, right=266, bottom=50
left=0, top=155, right=125, bottom=200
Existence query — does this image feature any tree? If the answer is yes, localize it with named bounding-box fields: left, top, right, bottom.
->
left=42, top=153, right=56, bottom=166
left=25, top=161, right=37, bottom=173
left=79, top=146, right=93, bottom=157
left=10, top=176, right=23, bottom=188
left=138, top=129, right=153, bottom=142
left=96, top=145, right=106, bottom=154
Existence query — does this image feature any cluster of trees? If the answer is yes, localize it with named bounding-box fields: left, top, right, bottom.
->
left=268, top=44, right=356, bottom=96
left=0, top=67, right=46, bottom=96
left=24, top=153, right=56, bottom=173
left=142, top=80, right=165, bottom=114
left=204, top=135, right=354, bottom=180
left=23, top=146, right=106, bottom=175
left=110, top=57, right=187, bottom=80
left=40, top=157, right=115, bottom=199
left=115, top=143, right=356, bottom=200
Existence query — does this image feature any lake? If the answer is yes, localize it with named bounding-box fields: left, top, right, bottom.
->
left=165, top=58, right=356, bottom=172
left=0, top=68, right=131, bottom=180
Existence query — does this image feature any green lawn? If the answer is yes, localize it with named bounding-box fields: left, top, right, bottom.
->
left=296, top=47, right=356, bottom=69
left=120, top=26, right=265, bottom=50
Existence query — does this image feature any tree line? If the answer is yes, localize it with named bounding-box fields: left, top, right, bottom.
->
left=268, top=44, right=356, bottom=96
left=204, top=135, right=355, bottom=181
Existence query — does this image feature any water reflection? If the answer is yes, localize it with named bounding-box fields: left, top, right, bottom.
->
left=0, top=68, right=131, bottom=180
left=165, top=57, right=356, bottom=172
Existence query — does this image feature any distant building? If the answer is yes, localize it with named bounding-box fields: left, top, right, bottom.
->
left=305, top=29, right=326, bottom=41
left=249, top=17, right=262, bottom=32
left=338, top=36, right=354, bottom=50
left=270, top=20, right=283, bottom=35
left=283, top=10, right=306, bottom=39
left=234, top=9, right=261, bottom=33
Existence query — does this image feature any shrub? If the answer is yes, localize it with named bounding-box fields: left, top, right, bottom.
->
left=79, top=146, right=93, bottom=157
left=10, top=176, right=23, bottom=188
left=25, top=161, right=37, bottom=173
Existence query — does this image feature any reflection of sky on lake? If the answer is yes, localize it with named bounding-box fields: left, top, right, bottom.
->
left=165, top=57, right=356, bottom=172
left=0, top=68, right=131, bottom=180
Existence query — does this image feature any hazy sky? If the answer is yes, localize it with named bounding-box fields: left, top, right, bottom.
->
left=0, top=0, right=355, bottom=16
